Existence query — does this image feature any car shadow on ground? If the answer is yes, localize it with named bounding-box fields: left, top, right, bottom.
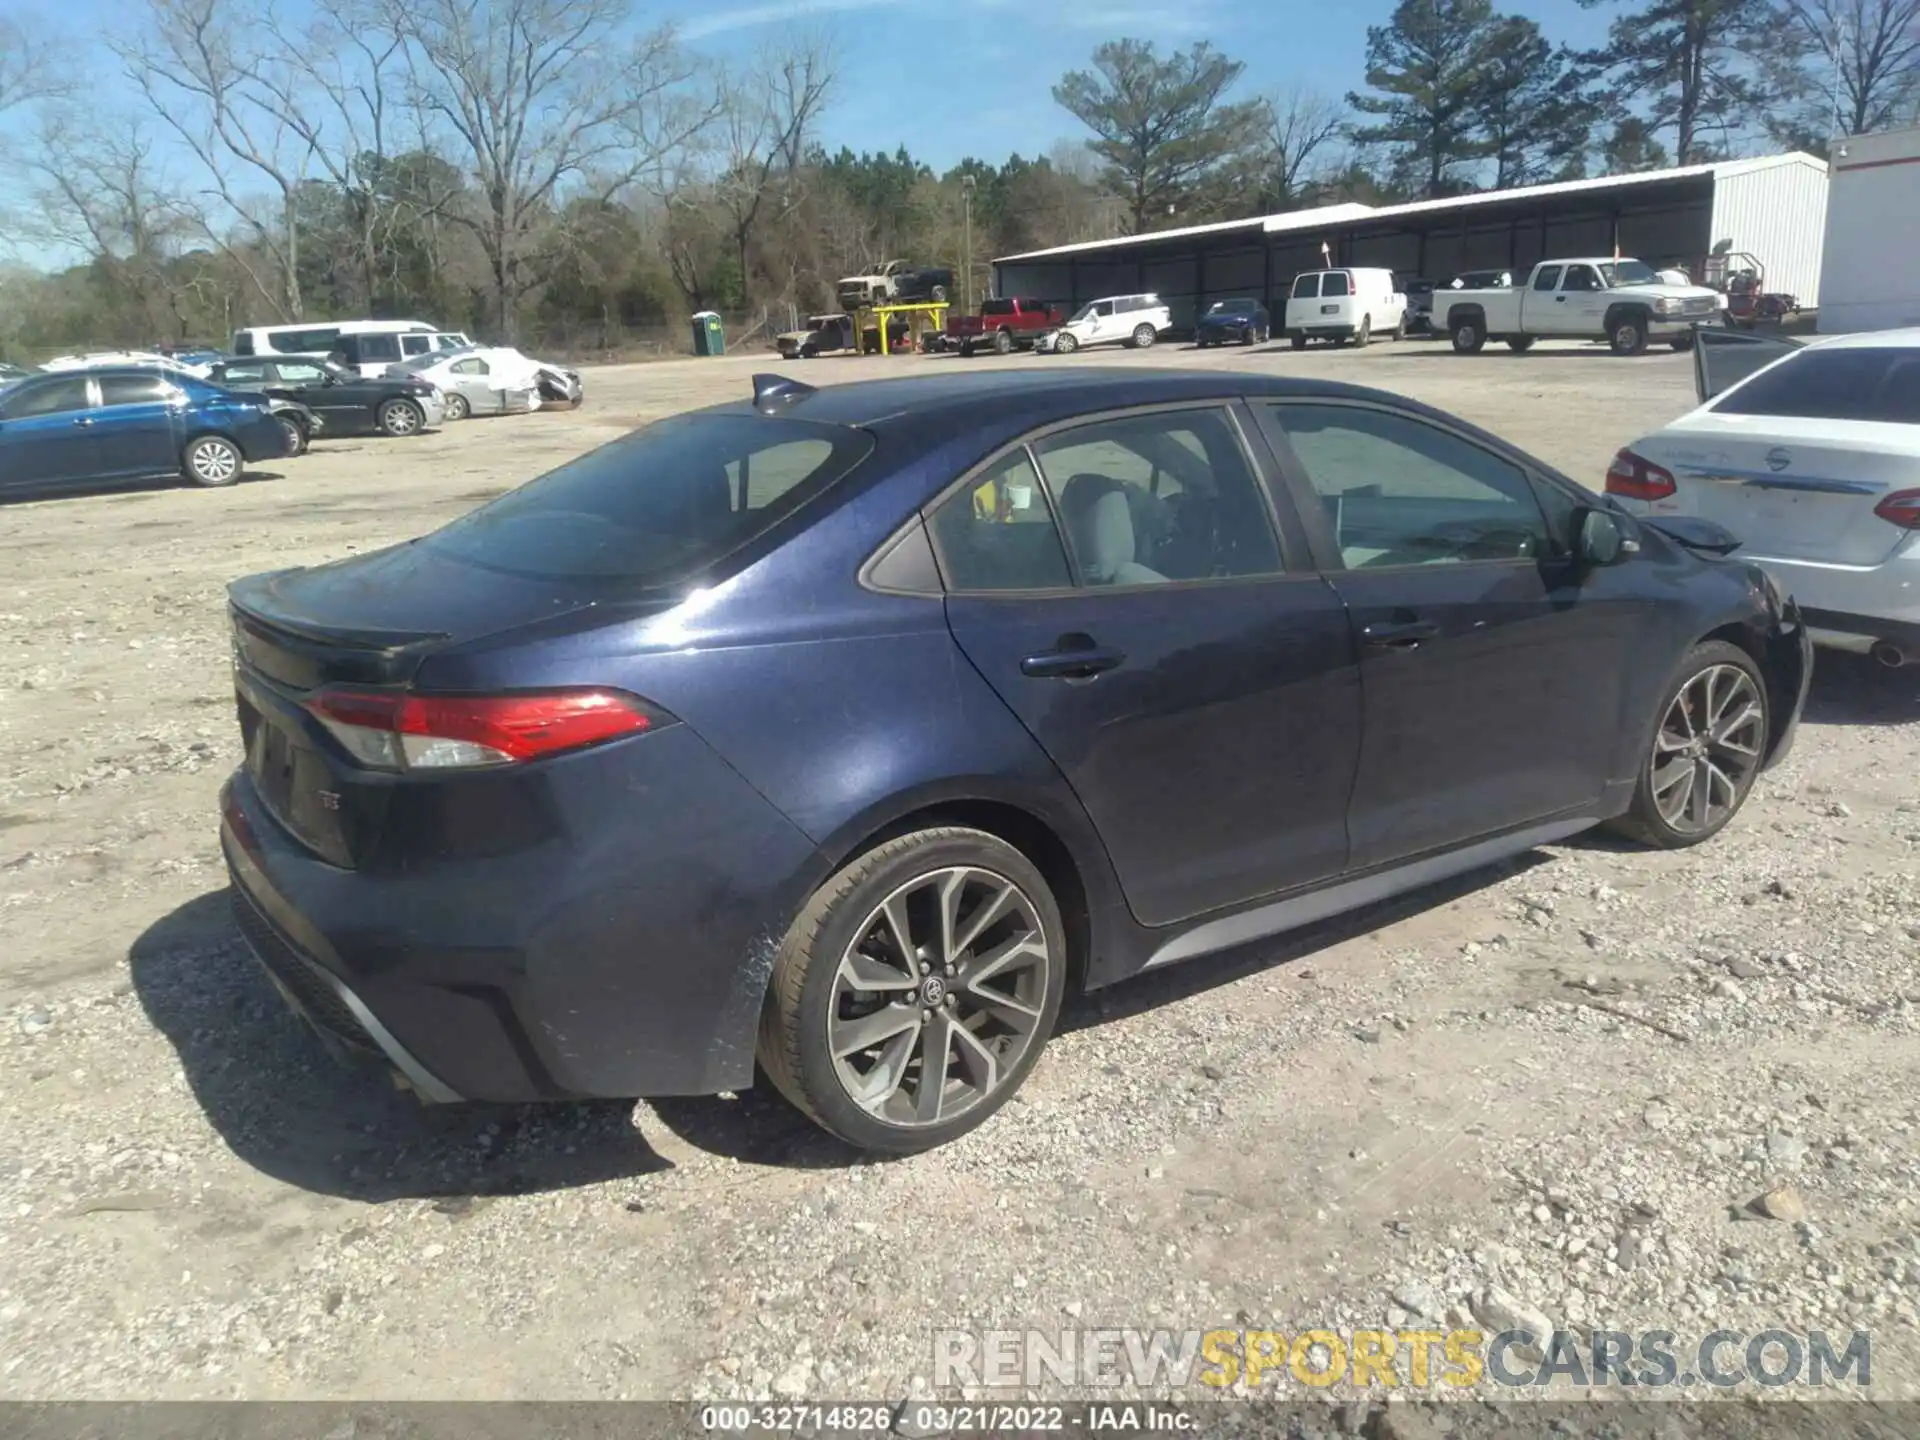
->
left=130, top=888, right=675, bottom=1202
left=0, top=472, right=289, bottom=506
left=133, top=854, right=1548, bottom=1190
left=1801, top=649, right=1920, bottom=727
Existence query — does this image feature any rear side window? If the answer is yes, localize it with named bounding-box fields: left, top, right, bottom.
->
left=422, top=413, right=873, bottom=584
left=232, top=332, right=256, bottom=356
left=1714, top=348, right=1920, bottom=424
left=928, top=448, right=1072, bottom=592
left=981, top=299, right=1015, bottom=316
left=1323, top=272, right=1351, bottom=297
left=1532, top=266, right=1563, bottom=291
left=269, top=328, right=341, bottom=354
left=0, top=378, right=91, bottom=418
left=1291, top=274, right=1320, bottom=300
left=358, top=334, right=402, bottom=362
left=97, top=375, right=174, bottom=406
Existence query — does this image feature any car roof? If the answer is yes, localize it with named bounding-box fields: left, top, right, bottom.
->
left=1795, top=326, right=1920, bottom=351
left=709, top=368, right=1454, bottom=441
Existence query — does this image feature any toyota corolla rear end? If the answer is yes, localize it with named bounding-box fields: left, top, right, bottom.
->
left=218, top=408, right=876, bottom=1102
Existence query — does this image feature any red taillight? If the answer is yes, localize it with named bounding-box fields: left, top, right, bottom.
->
left=1873, top=488, right=1920, bottom=530
left=305, top=688, right=659, bottom=771
left=1605, top=448, right=1677, bottom=501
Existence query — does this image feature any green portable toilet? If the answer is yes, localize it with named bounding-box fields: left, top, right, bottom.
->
left=691, top=311, right=725, bottom=356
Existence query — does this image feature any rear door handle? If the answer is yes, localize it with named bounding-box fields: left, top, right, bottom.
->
left=72, top=416, right=94, bottom=427
left=1362, top=619, right=1440, bottom=650
left=1021, top=645, right=1125, bottom=679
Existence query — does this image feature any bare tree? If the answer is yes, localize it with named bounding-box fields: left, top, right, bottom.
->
left=1779, top=0, right=1920, bottom=136
left=391, top=0, right=714, bottom=340
left=29, top=113, right=226, bottom=343
left=1260, top=86, right=1347, bottom=205
left=0, top=9, right=64, bottom=116
left=711, top=37, right=835, bottom=306
left=116, top=0, right=315, bottom=320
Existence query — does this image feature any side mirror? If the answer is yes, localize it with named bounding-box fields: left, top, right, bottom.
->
left=1576, top=507, right=1637, bottom=567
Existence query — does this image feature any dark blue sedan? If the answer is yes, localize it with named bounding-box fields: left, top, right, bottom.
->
left=0, top=367, right=287, bottom=495
left=1196, top=297, right=1271, bottom=347
left=217, top=368, right=1810, bottom=1152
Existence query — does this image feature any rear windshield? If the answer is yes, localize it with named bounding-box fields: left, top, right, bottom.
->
left=1714, top=347, right=1920, bottom=424
left=1322, top=272, right=1351, bottom=297
left=421, top=412, right=875, bottom=583
left=1290, top=274, right=1319, bottom=299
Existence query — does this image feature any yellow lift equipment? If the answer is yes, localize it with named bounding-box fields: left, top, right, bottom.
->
left=857, top=299, right=949, bottom=356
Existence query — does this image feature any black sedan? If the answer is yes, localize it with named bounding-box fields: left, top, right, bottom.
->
left=1196, top=297, right=1271, bottom=347
left=217, top=367, right=1810, bottom=1153
left=206, top=358, right=445, bottom=438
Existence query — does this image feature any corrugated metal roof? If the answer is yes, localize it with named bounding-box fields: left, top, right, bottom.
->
left=993, top=153, right=1828, bottom=264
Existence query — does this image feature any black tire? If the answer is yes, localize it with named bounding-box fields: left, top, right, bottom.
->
left=758, top=826, right=1068, bottom=1153
left=1671, top=330, right=1696, bottom=352
left=1392, top=314, right=1407, bottom=342
left=1506, top=336, right=1536, bottom=353
left=378, top=397, right=425, bottom=437
left=1129, top=323, right=1157, bottom=349
left=992, top=327, right=1013, bottom=355
left=181, top=434, right=243, bottom=487
left=1609, top=309, right=1650, bottom=356
left=1451, top=318, right=1486, bottom=354
left=1197, top=335, right=1212, bottom=349
left=1354, top=316, right=1371, bottom=348
left=277, top=416, right=307, bottom=457
left=958, top=341, right=974, bottom=358
left=1290, top=334, right=1307, bottom=350
left=1607, top=641, right=1770, bottom=850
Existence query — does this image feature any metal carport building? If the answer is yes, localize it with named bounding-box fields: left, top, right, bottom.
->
left=990, top=152, right=1829, bottom=333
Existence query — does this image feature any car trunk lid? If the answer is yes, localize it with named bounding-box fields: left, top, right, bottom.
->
left=1636, top=415, right=1918, bottom=566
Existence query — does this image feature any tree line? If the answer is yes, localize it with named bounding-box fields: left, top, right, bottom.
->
left=0, top=0, right=1913, bottom=360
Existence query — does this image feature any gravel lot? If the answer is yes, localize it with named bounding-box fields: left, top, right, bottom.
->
left=1, top=336, right=1917, bottom=1418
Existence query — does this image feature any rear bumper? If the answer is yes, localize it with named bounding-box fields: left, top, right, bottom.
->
left=215, top=722, right=825, bottom=1103
left=1743, top=549, right=1920, bottom=647
left=1800, top=608, right=1920, bottom=651
left=1288, top=324, right=1356, bottom=339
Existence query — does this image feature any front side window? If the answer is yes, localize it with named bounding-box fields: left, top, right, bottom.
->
left=422, top=413, right=873, bottom=585
left=927, top=447, right=1072, bottom=592
left=274, top=362, right=328, bottom=384
left=1713, top=347, right=1920, bottom=423
left=1270, top=403, right=1551, bottom=568
left=451, top=358, right=488, bottom=376
left=0, top=377, right=91, bottom=419
left=1032, top=409, right=1283, bottom=586
left=269, top=328, right=341, bottom=354
left=219, top=363, right=270, bottom=385
left=1561, top=266, right=1601, bottom=292
left=401, top=334, right=431, bottom=356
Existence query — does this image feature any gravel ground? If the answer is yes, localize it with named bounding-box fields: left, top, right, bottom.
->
left=1, top=336, right=1916, bottom=1419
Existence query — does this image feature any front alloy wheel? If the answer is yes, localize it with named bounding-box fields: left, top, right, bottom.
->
left=1613, top=642, right=1769, bottom=848
left=378, top=398, right=424, bottom=436
left=760, top=828, right=1066, bottom=1152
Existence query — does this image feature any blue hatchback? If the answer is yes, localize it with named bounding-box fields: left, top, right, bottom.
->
left=218, top=368, right=1810, bottom=1152
left=0, top=367, right=287, bottom=495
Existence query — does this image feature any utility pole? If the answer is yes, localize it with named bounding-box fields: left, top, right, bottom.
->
left=961, top=174, right=977, bottom=312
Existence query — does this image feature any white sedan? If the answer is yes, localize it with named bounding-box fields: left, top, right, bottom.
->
left=394, top=346, right=581, bottom=420
left=1609, top=327, right=1920, bottom=667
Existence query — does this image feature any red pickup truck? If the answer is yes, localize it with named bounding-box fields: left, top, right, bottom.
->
left=947, top=297, right=1065, bottom=356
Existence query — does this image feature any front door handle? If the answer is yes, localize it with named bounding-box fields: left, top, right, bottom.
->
left=1022, top=645, right=1125, bottom=680
left=71, top=416, right=94, bottom=427
left=1362, top=619, right=1440, bottom=650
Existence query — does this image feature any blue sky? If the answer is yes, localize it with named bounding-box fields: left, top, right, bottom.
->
left=4, top=0, right=1618, bottom=268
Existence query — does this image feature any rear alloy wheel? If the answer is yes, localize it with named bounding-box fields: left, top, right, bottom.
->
left=1611, top=642, right=1769, bottom=849
left=378, top=397, right=425, bottom=436
left=277, top=416, right=307, bottom=457
left=1392, top=315, right=1407, bottom=342
left=1451, top=319, right=1486, bottom=354
left=1506, top=336, right=1536, bottom=353
left=182, top=434, right=242, bottom=487
left=442, top=391, right=471, bottom=421
left=1354, top=316, right=1372, bottom=348
left=1130, top=323, right=1157, bottom=349
left=759, top=827, right=1066, bottom=1153
left=992, top=328, right=1014, bottom=355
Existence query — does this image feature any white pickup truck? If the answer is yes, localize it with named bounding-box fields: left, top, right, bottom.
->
left=1436, top=257, right=1726, bottom=357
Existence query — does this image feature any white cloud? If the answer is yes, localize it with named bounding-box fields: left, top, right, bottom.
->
left=677, top=0, right=896, bottom=41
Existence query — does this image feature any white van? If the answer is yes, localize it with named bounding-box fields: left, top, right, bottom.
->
left=229, top=319, right=446, bottom=375
left=1283, top=269, right=1408, bottom=348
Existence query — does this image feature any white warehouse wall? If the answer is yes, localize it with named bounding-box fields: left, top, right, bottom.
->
left=1817, top=128, right=1920, bottom=332
left=1708, top=154, right=1829, bottom=309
